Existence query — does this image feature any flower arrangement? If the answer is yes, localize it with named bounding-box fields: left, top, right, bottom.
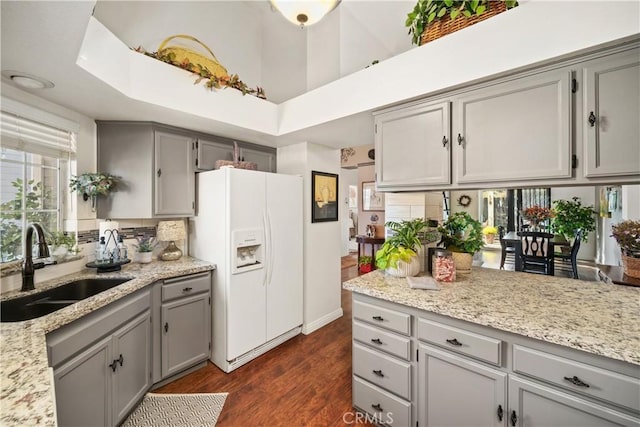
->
left=482, top=225, right=498, bottom=236
left=69, top=173, right=119, bottom=198
left=134, top=47, right=266, bottom=100
left=611, top=220, right=640, bottom=257
left=437, top=212, right=484, bottom=254
left=133, top=235, right=157, bottom=253
left=521, top=206, right=554, bottom=226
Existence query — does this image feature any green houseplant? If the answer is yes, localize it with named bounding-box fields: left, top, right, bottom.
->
left=550, top=197, right=596, bottom=243
left=358, top=255, right=373, bottom=273
left=69, top=172, right=119, bottom=211
left=376, top=218, right=428, bottom=277
left=437, top=212, right=483, bottom=273
left=406, top=0, right=518, bottom=45
left=47, top=231, right=78, bottom=261
left=133, top=235, right=157, bottom=263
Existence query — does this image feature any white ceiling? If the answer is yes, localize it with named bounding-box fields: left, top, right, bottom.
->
left=0, top=1, right=414, bottom=149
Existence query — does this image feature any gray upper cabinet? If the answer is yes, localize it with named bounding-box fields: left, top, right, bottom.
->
left=154, top=131, right=195, bottom=217
left=97, top=123, right=195, bottom=218
left=582, top=49, right=640, bottom=178
left=195, top=139, right=233, bottom=171
left=453, top=69, right=572, bottom=184
left=375, top=100, right=451, bottom=189
left=240, top=146, right=276, bottom=173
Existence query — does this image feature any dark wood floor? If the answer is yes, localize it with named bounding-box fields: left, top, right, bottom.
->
left=156, top=255, right=370, bottom=426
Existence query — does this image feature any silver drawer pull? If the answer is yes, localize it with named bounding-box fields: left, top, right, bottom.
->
left=371, top=338, right=383, bottom=345
left=371, top=403, right=383, bottom=412
left=372, top=369, right=384, bottom=377
left=182, top=287, right=193, bottom=292
left=564, top=375, right=590, bottom=388
left=372, top=315, right=384, bottom=321
left=446, top=338, right=463, bottom=347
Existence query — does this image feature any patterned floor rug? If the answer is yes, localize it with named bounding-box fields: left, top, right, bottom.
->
left=122, top=392, right=228, bottom=427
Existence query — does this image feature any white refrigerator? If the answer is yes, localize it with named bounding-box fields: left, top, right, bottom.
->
left=190, top=168, right=303, bottom=372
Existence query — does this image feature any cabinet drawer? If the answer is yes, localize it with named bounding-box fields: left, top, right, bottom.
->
left=513, top=345, right=640, bottom=412
left=353, top=376, right=411, bottom=426
left=353, top=300, right=411, bottom=336
left=162, top=273, right=210, bottom=302
left=353, top=320, right=411, bottom=361
left=353, top=343, right=411, bottom=400
left=417, top=318, right=502, bottom=365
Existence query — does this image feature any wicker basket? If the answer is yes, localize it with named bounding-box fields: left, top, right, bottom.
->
left=214, top=160, right=258, bottom=170
left=622, top=255, right=640, bottom=279
left=158, top=34, right=228, bottom=78
left=420, top=2, right=508, bottom=46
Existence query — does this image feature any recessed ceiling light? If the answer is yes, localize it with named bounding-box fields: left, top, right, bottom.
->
left=1, top=70, right=54, bottom=89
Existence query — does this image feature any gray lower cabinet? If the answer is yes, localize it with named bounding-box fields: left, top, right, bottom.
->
left=418, top=343, right=507, bottom=427
left=582, top=48, right=640, bottom=178
left=351, top=293, right=640, bottom=427
left=158, top=272, right=211, bottom=380
left=48, top=289, right=152, bottom=427
left=508, top=376, right=639, bottom=427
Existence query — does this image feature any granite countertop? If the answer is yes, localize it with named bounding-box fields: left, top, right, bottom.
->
left=344, top=268, right=640, bottom=366
left=0, top=257, right=215, bottom=427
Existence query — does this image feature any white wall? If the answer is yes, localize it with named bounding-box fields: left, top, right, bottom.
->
left=94, top=1, right=264, bottom=89
left=306, top=7, right=341, bottom=91
left=551, top=186, right=597, bottom=261
left=340, top=168, right=358, bottom=256
left=622, top=185, right=640, bottom=220
left=277, top=142, right=343, bottom=335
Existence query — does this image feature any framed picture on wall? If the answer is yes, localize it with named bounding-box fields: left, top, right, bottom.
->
left=311, top=171, right=339, bottom=223
left=362, top=181, right=384, bottom=211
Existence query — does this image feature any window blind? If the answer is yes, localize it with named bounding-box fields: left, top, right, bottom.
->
left=0, top=110, right=76, bottom=158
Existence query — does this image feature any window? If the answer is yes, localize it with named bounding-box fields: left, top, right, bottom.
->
left=480, top=188, right=551, bottom=232
left=0, top=108, right=75, bottom=263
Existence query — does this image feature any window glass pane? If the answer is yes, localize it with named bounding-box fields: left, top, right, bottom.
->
left=41, top=167, right=58, bottom=210
left=0, top=218, right=23, bottom=261
left=1, top=160, right=22, bottom=205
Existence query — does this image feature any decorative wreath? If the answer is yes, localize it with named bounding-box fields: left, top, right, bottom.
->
left=457, top=194, right=472, bottom=207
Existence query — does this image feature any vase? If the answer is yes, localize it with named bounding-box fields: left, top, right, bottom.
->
left=451, top=252, right=473, bottom=274
left=386, top=256, right=420, bottom=278
left=621, top=255, right=640, bottom=279
left=137, top=252, right=153, bottom=264
left=485, top=234, right=495, bottom=244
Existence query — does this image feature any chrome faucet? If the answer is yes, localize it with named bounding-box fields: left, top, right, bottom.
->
left=21, top=223, right=50, bottom=292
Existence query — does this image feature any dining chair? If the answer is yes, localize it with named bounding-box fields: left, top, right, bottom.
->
left=498, top=226, right=515, bottom=269
left=554, top=229, right=582, bottom=279
left=517, top=231, right=555, bottom=275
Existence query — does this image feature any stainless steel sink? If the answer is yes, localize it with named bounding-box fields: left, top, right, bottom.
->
left=1, top=278, right=131, bottom=322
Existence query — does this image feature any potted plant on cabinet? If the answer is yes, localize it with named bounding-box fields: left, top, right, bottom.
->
left=133, top=235, right=157, bottom=264
left=375, top=218, right=428, bottom=278
left=437, top=212, right=484, bottom=274
left=358, top=255, right=373, bottom=274
left=406, top=0, right=518, bottom=45
left=611, top=220, right=640, bottom=279
left=482, top=225, right=498, bottom=244
left=550, top=197, right=596, bottom=248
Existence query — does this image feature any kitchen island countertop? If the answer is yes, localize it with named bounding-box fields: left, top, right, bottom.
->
left=0, top=257, right=215, bottom=427
left=343, top=268, right=640, bottom=366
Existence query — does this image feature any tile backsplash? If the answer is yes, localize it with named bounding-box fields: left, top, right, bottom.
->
left=77, top=226, right=157, bottom=244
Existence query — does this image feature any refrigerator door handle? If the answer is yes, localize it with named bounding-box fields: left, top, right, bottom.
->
left=267, top=209, right=275, bottom=286
left=263, top=211, right=270, bottom=287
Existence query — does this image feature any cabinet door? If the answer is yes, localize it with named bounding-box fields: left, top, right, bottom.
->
left=508, top=376, right=640, bottom=427
left=454, top=70, right=572, bottom=183
left=418, top=344, right=507, bottom=427
left=154, top=131, right=195, bottom=216
left=375, top=101, right=451, bottom=189
left=196, top=139, right=233, bottom=171
left=241, top=147, right=276, bottom=173
left=54, top=336, right=112, bottom=427
left=583, top=49, right=640, bottom=177
left=112, top=311, right=151, bottom=426
left=161, top=293, right=210, bottom=378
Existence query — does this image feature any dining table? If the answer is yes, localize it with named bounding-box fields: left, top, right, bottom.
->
left=502, top=231, right=570, bottom=274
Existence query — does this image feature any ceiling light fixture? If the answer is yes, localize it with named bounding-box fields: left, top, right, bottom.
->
left=1, top=70, right=54, bottom=89
left=270, top=0, right=341, bottom=28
